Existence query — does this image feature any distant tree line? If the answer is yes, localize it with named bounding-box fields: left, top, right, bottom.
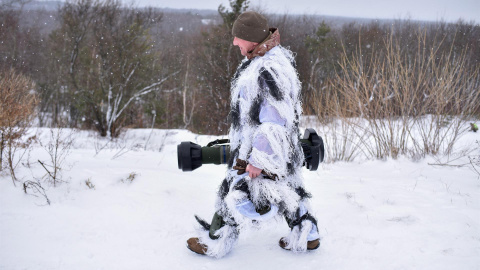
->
left=1, top=0, right=479, bottom=137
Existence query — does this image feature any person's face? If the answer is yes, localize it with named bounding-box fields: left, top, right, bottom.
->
left=233, top=36, right=258, bottom=56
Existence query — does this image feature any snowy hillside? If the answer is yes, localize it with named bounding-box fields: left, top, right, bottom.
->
left=1, top=127, right=479, bottom=270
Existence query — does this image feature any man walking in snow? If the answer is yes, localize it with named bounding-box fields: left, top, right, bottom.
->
left=187, top=11, right=320, bottom=258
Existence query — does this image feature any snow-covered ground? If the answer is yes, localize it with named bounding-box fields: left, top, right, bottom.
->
left=0, top=127, right=479, bottom=270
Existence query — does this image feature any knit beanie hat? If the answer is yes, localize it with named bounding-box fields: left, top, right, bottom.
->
left=232, top=11, right=269, bottom=43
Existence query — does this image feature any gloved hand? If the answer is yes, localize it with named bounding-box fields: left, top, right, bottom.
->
left=232, top=159, right=248, bottom=174
left=233, top=159, right=277, bottom=180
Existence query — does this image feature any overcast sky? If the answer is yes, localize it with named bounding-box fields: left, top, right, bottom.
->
left=130, top=0, right=479, bottom=22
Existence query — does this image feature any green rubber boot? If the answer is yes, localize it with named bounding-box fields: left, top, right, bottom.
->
left=209, top=212, right=226, bottom=240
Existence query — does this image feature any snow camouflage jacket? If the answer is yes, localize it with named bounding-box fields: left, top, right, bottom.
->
left=227, top=28, right=304, bottom=180
left=198, top=30, right=315, bottom=258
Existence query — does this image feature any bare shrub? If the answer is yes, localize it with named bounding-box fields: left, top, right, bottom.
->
left=313, top=28, right=480, bottom=161
left=23, top=179, right=50, bottom=205
left=110, top=139, right=142, bottom=160
left=0, top=69, right=37, bottom=185
left=469, top=141, right=480, bottom=176
left=428, top=141, right=480, bottom=177
left=37, top=126, right=75, bottom=187
left=93, top=131, right=142, bottom=159
left=312, top=88, right=364, bottom=162
left=144, top=110, right=157, bottom=150
left=121, top=172, right=138, bottom=183
left=143, top=129, right=172, bottom=152
left=85, top=178, right=95, bottom=189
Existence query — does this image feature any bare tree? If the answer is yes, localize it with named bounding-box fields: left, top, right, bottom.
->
left=0, top=0, right=31, bottom=9
left=51, top=0, right=173, bottom=137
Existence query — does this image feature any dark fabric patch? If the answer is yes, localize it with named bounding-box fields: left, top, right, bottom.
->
left=295, top=213, right=318, bottom=231
left=287, top=138, right=302, bottom=175
left=256, top=204, right=271, bottom=215
left=228, top=147, right=239, bottom=168
left=259, top=68, right=283, bottom=101
left=287, top=211, right=318, bottom=230
left=291, top=58, right=297, bottom=69
left=218, top=178, right=230, bottom=201
left=217, top=209, right=239, bottom=228
left=285, top=208, right=301, bottom=229
left=294, top=109, right=300, bottom=129
left=295, top=186, right=312, bottom=200
left=304, top=214, right=318, bottom=227
left=233, top=178, right=272, bottom=213
left=287, top=162, right=295, bottom=175
left=233, top=179, right=249, bottom=194
left=194, top=215, right=211, bottom=231
left=277, top=201, right=288, bottom=215
left=228, top=101, right=240, bottom=129
left=248, top=95, right=263, bottom=126
left=233, top=59, right=253, bottom=81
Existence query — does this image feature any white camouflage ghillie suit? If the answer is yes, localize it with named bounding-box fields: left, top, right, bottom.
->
left=192, top=28, right=320, bottom=258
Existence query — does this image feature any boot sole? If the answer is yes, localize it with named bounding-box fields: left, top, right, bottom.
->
left=279, top=238, right=320, bottom=251
left=186, top=244, right=207, bottom=255
left=307, top=242, right=320, bottom=250
left=280, top=245, right=320, bottom=251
